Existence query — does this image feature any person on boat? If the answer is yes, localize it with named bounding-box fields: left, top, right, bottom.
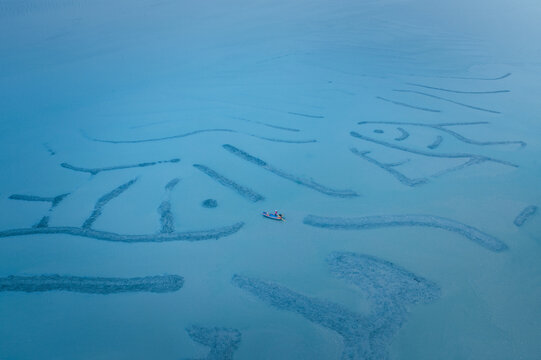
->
left=274, top=210, right=278, bottom=216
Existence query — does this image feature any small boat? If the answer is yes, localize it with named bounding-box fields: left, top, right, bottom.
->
left=262, top=211, right=285, bottom=221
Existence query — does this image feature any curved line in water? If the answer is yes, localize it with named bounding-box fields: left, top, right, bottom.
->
left=357, top=121, right=526, bottom=147
left=84, top=129, right=316, bottom=144
left=394, top=127, right=410, bottom=141
left=287, top=112, right=325, bottom=119
left=405, top=83, right=510, bottom=94
left=0, top=274, right=184, bottom=294
left=376, top=96, right=441, bottom=113
left=303, top=214, right=508, bottom=252
left=393, top=90, right=500, bottom=114
left=350, top=131, right=518, bottom=167
left=0, top=222, right=245, bottom=243
left=427, top=136, right=443, bottom=149
left=445, top=73, right=511, bottom=81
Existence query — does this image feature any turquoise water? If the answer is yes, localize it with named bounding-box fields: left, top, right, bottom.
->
left=1, top=0, right=540, bottom=359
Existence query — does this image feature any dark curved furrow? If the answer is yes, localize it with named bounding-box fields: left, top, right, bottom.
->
left=232, top=274, right=374, bottom=360
left=82, top=178, right=138, bottom=229
left=351, top=149, right=428, bottom=187
left=159, top=178, right=181, bottom=233
left=513, top=205, right=538, bottom=227
left=61, top=158, right=180, bottom=175
left=193, top=164, right=265, bottom=202
left=357, top=121, right=526, bottom=148
left=394, top=127, right=410, bottom=141
left=223, top=144, right=359, bottom=198
left=303, top=214, right=508, bottom=252
left=443, top=73, right=511, bottom=81
left=327, top=251, right=440, bottom=356
left=86, top=128, right=316, bottom=144
left=165, top=178, right=180, bottom=191
left=350, top=131, right=518, bottom=167
left=9, top=193, right=69, bottom=208
left=231, top=116, right=300, bottom=132
left=427, top=136, right=443, bottom=149
left=34, top=216, right=49, bottom=228
left=0, top=222, right=245, bottom=243
left=393, top=89, right=500, bottom=114
left=43, top=143, right=56, bottom=156
left=287, top=112, right=325, bottom=119
left=328, top=252, right=440, bottom=306
left=185, top=326, right=242, bottom=360
left=233, top=263, right=439, bottom=360
left=405, top=83, right=510, bottom=94
left=376, top=96, right=441, bottom=113
left=158, top=201, right=175, bottom=234
left=0, top=274, right=184, bottom=294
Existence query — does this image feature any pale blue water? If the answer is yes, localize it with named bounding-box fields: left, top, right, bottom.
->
left=1, top=0, right=540, bottom=359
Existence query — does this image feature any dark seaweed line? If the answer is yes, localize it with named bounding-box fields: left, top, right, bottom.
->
left=233, top=274, right=382, bottom=359
left=159, top=178, right=180, bottom=233
left=222, top=144, right=359, bottom=198
left=193, top=164, right=265, bottom=202
left=350, top=131, right=518, bottom=167
left=186, top=326, right=241, bottom=360
left=427, top=136, right=443, bottom=149
left=393, top=89, right=500, bottom=114
left=158, top=201, right=175, bottom=234
left=431, top=158, right=484, bottom=178
left=0, top=222, right=244, bottom=243
left=350, top=148, right=428, bottom=187
left=0, top=274, right=184, bottom=294
left=408, top=73, right=511, bottom=81
left=233, top=252, right=441, bottom=359
left=165, top=178, right=180, bottom=191
left=405, top=83, right=510, bottom=94
left=232, top=274, right=373, bottom=358
left=303, top=214, right=508, bottom=252
left=287, top=112, right=325, bottom=119
left=376, top=96, right=441, bottom=113
left=444, top=73, right=511, bottom=80
left=43, top=143, right=56, bottom=156
left=9, top=193, right=69, bottom=207
left=327, top=252, right=440, bottom=305
left=82, top=178, right=138, bottom=229
left=357, top=121, right=526, bottom=147
left=394, top=127, right=409, bottom=141
left=326, top=251, right=440, bottom=359
left=86, top=128, right=316, bottom=144
left=513, top=205, right=538, bottom=227
left=61, top=158, right=180, bottom=175
left=230, top=116, right=300, bottom=132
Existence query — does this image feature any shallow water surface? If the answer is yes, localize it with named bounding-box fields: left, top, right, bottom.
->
left=1, top=0, right=540, bottom=359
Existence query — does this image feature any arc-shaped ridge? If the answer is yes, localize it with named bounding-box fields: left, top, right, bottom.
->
left=0, top=274, right=184, bottom=294
left=303, top=214, right=507, bottom=252
left=0, top=222, right=245, bottom=243
left=85, top=129, right=316, bottom=144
